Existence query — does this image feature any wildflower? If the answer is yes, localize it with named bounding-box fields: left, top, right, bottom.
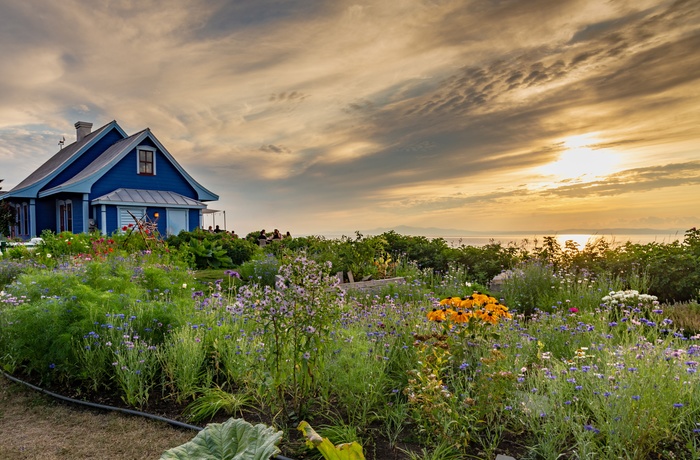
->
left=673, top=403, right=684, bottom=408
left=569, top=307, right=579, bottom=313
left=427, top=307, right=449, bottom=322
left=451, top=310, right=471, bottom=323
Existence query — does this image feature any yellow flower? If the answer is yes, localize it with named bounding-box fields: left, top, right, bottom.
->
left=427, top=308, right=450, bottom=322
left=450, top=310, right=471, bottom=323
left=480, top=309, right=499, bottom=325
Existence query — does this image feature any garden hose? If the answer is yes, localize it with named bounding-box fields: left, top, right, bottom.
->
left=0, top=370, right=295, bottom=460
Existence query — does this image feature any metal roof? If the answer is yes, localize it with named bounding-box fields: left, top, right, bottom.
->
left=42, top=129, right=148, bottom=193
left=39, top=128, right=219, bottom=202
left=91, top=188, right=207, bottom=209
left=7, top=121, right=122, bottom=197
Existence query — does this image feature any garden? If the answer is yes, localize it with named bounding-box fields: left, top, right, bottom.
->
left=1, top=227, right=699, bottom=459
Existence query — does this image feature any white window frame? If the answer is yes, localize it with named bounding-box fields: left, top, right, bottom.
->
left=137, top=146, right=156, bottom=175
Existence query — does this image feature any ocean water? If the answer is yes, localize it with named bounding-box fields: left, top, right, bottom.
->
left=439, top=233, right=684, bottom=249
left=317, top=232, right=686, bottom=249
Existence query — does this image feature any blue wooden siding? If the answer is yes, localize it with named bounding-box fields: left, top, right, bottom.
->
left=35, top=199, right=56, bottom=234
left=189, top=209, right=199, bottom=231
left=90, top=141, right=198, bottom=200
left=44, top=128, right=125, bottom=191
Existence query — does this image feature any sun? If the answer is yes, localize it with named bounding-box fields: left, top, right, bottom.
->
left=537, top=133, right=619, bottom=181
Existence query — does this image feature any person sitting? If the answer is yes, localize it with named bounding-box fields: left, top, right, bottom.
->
left=284, top=231, right=292, bottom=239
left=214, top=225, right=223, bottom=233
left=230, top=230, right=239, bottom=239
left=207, top=226, right=214, bottom=233
left=271, top=229, right=282, bottom=240
left=258, top=229, right=268, bottom=246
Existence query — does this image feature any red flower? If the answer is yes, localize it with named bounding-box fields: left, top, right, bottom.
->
left=569, top=307, right=579, bottom=313
left=122, top=226, right=128, bottom=231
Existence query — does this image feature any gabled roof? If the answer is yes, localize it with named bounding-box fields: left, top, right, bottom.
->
left=40, top=129, right=219, bottom=202
left=5, top=121, right=127, bottom=198
left=92, top=188, right=207, bottom=209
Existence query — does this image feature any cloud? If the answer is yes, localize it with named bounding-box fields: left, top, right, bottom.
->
left=0, top=0, right=698, bottom=234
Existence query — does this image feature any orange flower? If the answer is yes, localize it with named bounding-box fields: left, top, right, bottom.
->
left=480, top=309, right=499, bottom=325
left=427, top=308, right=447, bottom=322
left=450, top=310, right=471, bottom=323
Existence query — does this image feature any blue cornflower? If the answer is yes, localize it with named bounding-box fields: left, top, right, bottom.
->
left=584, top=424, right=600, bottom=434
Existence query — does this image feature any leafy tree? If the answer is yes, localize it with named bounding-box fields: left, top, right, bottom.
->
left=1, top=179, right=16, bottom=237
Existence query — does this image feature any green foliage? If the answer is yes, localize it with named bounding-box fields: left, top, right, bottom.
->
left=182, top=238, right=234, bottom=269
left=183, top=386, right=254, bottom=422
left=236, top=254, right=279, bottom=286
left=166, top=230, right=259, bottom=268
left=160, top=326, right=209, bottom=403
left=3, top=227, right=700, bottom=458
left=0, top=200, right=15, bottom=238
left=499, top=261, right=559, bottom=316
left=161, top=417, right=282, bottom=460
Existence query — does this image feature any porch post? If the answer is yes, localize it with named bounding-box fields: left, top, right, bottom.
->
left=101, top=205, right=107, bottom=235
left=83, top=194, right=89, bottom=234
left=29, top=199, right=36, bottom=238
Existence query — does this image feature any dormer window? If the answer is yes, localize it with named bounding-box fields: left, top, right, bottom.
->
left=138, top=147, right=156, bottom=175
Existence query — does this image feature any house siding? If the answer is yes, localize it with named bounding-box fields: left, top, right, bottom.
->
left=189, top=209, right=200, bottom=231
left=35, top=200, right=56, bottom=234
left=90, top=140, right=198, bottom=201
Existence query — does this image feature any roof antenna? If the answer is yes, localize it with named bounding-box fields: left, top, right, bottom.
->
left=58, top=136, right=65, bottom=149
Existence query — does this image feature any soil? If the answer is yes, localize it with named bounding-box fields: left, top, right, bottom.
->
left=0, top=373, right=419, bottom=460
left=0, top=373, right=527, bottom=459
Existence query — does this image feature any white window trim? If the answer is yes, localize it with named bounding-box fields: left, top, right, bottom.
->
left=136, top=145, right=157, bottom=175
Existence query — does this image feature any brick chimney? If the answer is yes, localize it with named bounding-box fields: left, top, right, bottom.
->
left=75, top=121, right=93, bottom=142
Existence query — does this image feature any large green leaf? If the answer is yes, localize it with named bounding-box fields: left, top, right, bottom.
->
left=161, top=418, right=282, bottom=460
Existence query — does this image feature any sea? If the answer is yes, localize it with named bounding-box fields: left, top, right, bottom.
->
left=316, top=232, right=686, bottom=250
left=438, top=233, right=685, bottom=250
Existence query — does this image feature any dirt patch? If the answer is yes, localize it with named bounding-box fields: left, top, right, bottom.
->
left=0, top=376, right=194, bottom=460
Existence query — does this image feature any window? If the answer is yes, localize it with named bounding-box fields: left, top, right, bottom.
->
left=14, top=204, right=21, bottom=237
left=22, top=203, right=29, bottom=235
left=119, top=207, right=145, bottom=231
left=58, top=200, right=73, bottom=232
left=138, top=148, right=155, bottom=175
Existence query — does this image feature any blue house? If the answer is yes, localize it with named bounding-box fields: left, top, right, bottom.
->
left=2, top=120, right=218, bottom=239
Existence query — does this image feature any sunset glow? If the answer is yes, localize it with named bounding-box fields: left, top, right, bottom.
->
left=0, top=0, right=698, bottom=236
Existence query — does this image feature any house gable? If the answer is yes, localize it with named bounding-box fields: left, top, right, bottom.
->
left=40, top=129, right=218, bottom=202
left=5, top=121, right=127, bottom=199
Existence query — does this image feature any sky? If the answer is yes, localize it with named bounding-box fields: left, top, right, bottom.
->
left=0, top=0, right=698, bottom=237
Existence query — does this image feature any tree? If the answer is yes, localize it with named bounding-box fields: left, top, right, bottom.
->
left=0, top=179, right=16, bottom=237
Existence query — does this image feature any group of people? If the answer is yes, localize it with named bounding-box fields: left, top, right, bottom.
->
left=205, top=225, right=238, bottom=238
left=259, top=228, right=291, bottom=242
